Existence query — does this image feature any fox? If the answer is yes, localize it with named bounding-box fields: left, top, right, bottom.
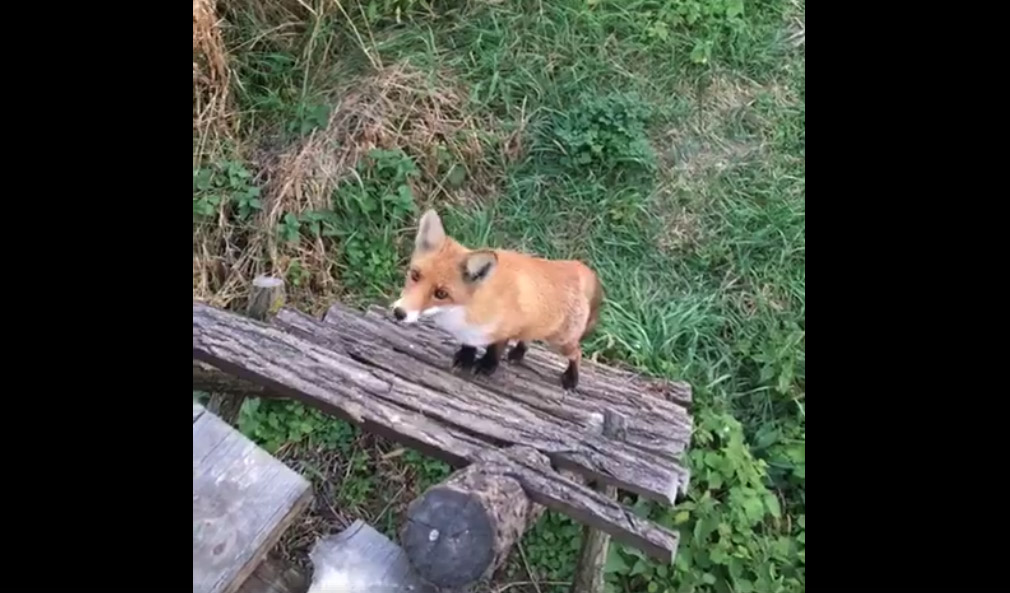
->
left=390, top=208, right=604, bottom=391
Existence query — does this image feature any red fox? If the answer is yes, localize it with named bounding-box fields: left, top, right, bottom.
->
left=391, top=209, right=603, bottom=390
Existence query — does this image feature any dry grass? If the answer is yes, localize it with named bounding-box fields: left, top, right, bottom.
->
left=193, top=0, right=518, bottom=312
left=193, top=0, right=234, bottom=165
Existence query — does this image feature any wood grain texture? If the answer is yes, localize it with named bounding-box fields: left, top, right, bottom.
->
left=351, top=304, right=692, bottom=456
left=572, top=411, right=627, bottom=593
left=207, top=276, right=286, bottom=425
left=273, top=308, right=689, bottom=502
left=194, top=407, right=313, bottom=593
left=193, top=302, right=681, bottom=561
left=306, top=519, right=437, bottom=593
left=401, top=446, right=550, bottom=588
left=196, top=360, right=269, bottom=398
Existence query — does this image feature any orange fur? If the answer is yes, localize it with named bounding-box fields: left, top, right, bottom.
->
left=391, top=209, right=603, bottom=389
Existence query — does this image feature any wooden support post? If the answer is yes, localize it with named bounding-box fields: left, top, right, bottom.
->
left=572, top=410, right=627, bottom=593
left=205, top=275, right=285, bottom=424
left=401, top=446, right=550, bottom=590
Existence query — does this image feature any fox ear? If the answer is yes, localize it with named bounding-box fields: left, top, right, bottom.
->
left=461, top=250, right=497, bottom=284
left=414, top=209, right=446, bottom=253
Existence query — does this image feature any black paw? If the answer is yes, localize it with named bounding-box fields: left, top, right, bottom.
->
left=475, top=351, right=500, bottom=376
left=453, top=346, right=477, bottom=371
left=507, top=341, right=528, bottom=364
left=561, top=362, right=579, bottom=391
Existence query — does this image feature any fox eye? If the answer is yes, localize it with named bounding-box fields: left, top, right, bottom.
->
left=434, top=288, right=449, bottom=300
left=410, top=269, right=421, bottom=282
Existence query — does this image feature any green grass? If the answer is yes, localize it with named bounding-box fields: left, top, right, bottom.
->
left=194, top=0, right=804, bottom=590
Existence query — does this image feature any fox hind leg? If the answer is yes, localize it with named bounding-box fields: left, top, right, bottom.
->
left=558, top=342, right=581, bottom=391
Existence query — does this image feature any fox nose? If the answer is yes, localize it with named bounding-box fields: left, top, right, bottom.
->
left=392, top=307, right=406, bottom=321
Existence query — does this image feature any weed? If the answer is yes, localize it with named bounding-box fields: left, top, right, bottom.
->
left=553, top=93, right=656, bottom=178
left=192, top=159, right=262, bottom=221
left=238, top=398, right=357, bottom=454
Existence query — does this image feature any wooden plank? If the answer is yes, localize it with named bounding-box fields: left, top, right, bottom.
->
left=306, top=519, right=436, bottom=593
left=196, top=360, right=268, bottom=398
left=272, top=308, right=688, bottom=502
left=195, top=401, right=207, bottom=423
left=193, top=408, right=313, bottom=593
left=193, top=302, right=680, bottom=561
left=362, top=304, right=691, bottom=403
left=349, top=304, right=693, bottom=456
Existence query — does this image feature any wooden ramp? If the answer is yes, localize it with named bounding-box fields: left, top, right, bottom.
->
left=194, top=402, right=313, bottom=593
left=193, top=301, right=692, bottom=563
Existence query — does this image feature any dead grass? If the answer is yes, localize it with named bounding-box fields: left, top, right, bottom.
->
left=193, top=42, right=519, bottom=310
left=194, top=0, right=235, bottom=166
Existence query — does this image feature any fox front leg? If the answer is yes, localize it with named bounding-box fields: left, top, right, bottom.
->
left=452, top=345, right=477, bottom=371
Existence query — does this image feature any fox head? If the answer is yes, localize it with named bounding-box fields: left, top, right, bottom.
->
left=391, top=209, right=498, bottom=323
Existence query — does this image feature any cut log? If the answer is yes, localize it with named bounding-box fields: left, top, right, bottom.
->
left=401, top=446, right=549, bottom=589
left=572, top=410, right=627, bottom=593
left=306, top=519, right=436, bottom=593
left=193, top=303, right=680, bottom=561
left=206, top=275, right=286, bottom=424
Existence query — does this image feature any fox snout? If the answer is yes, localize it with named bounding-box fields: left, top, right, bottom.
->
left=389, top=298, right=420, bottom=323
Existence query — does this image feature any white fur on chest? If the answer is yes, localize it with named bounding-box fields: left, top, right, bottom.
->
left=423, top=305, right=494, bottom=347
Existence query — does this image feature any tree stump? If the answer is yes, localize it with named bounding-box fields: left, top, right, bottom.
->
left=205, top=275, right=285, bottom=424
left=401, top=446, right=549, bottom=589
left=572, top=410, right=627, bottom=593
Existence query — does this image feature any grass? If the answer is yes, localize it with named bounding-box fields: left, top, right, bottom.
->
left=193, top=0, right=805, bottom=591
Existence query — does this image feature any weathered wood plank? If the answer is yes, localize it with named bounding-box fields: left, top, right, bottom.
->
left=362, top=304, right=692, bottom=407
left=343, top=304, right=693, bottom=456
left=193, top=408, right=313, bottom=593
left=262, top=306, right=687, bottom=503
left=196, top=360, right=268, bottom=398
left=307, top=519, right=437, bottom=593
left=572, top=411, right=627, bottom=593
left=193, top=302, right=680, bottom=561
left=207, top=276, right=287, bottom=425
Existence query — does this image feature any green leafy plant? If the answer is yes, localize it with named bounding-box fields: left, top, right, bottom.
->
left=637, top=0, right=749, bottom=64
left=193, top=160, right=263, bottom=221
left=238, top=398, right=357, bottom=454
left=605, top=409, right=802, bottom=593
left=554, top=93, right=656, bottom=176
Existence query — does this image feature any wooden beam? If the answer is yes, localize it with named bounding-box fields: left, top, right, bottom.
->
left=206, top=275, right=285, bottom=424
left=401, top=446, right=549, bottom=589
left=271, top=307, right=689, bottom=502
left=337, top=304, right=693, bottom=459
left=306, top=519, right=436, bottom=593
left=195, top=360, right=268, bottom=398
left=193, top=404, right=313, bottom=593
left=572, top=410, right=627, bottom=593
left=193, top=303, right=680, bottom=561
